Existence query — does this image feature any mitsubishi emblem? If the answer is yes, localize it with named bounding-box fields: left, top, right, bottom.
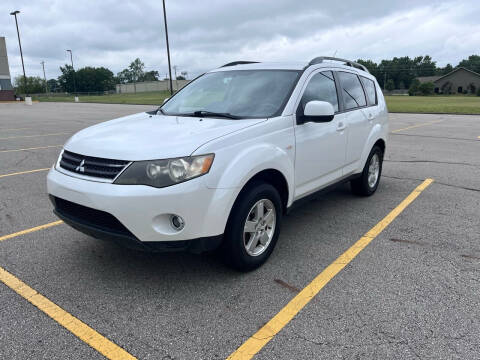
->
left=76, top=159, right=85, bottom=173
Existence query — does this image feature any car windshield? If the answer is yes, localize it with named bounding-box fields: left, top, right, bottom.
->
left=161, top=70, right=301, bottom=119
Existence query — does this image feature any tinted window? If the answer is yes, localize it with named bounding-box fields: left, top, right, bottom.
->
left=162, top=70, right=300, bottom=118
left=337, top=72, right=367, bottom=110
left=360, top=76, right=377, bottom=106
left=299, top=71, right=339, bottom=112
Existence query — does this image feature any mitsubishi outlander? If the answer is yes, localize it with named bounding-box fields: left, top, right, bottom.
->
left=47, top=57, right=388, bottom=271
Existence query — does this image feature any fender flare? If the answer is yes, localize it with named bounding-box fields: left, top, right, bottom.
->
left=207, top=143, right=295, bottom=206
left=359, top=124, right=386, bottom=171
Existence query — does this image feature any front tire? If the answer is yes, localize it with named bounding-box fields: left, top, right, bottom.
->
left=222, top=181, right=282, bottom=271
left=351, top=145, right=383, bottom=196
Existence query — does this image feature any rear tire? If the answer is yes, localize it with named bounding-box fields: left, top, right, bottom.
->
left=222, top=181, right=282, bottom=271
left=351, top=145, right=383, bottom=196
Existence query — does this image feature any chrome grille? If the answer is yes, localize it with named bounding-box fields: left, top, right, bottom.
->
left=59, top=150, right=129, bottom=180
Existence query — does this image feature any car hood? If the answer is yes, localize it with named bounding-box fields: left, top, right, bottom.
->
left=64, top=112, right=265, bottom=160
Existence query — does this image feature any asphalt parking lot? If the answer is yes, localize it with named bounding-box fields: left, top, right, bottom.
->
left=0, top=102, right=479, bottom=360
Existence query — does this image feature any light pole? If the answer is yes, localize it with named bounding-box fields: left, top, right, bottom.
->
left=162, top=0, right=173, bottom=95
left=41, top=61, right=48, bottom=93
left=173, top=65, right=178, bottom=91
left=10, top=10, right=27, bottom=96
left=66, top=49, right=77, bottom=95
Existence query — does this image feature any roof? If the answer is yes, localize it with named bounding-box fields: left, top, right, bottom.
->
left=210, top=62, right=307, bottom=72
left=416, top=76, right=441, bottom=83
left=433, top=67, right=480, bottom=83
left=210, top=60, right=370, bottom=75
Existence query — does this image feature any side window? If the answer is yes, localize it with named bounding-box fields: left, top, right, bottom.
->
left=300, top=71, right=339, bottom=113
left=360, top=76, right=377, bottom=106
left=337, top=72, right=367, bottom=110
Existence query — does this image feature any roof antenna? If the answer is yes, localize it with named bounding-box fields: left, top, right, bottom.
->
left=332, top=50, right=338, bottom=57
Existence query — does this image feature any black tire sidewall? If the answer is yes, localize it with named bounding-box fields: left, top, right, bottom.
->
left=223, top=182, right=283, bottom=271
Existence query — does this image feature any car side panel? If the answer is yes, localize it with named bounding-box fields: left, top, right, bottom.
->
left=346, top=79, right=389, bottom=175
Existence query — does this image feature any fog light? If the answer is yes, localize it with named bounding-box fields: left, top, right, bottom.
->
left=170, top=215, right=185, bottom=231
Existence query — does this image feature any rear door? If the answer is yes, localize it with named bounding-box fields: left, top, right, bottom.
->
left=294, top=70, right=348, bottom=198
left=336, top=71, right=372, bottom=174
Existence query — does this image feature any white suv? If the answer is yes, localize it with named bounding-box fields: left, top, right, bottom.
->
left=47, top=57, right=388, bottom=271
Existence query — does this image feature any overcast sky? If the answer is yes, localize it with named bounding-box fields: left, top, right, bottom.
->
left=1, top=0, right=479, bottom=81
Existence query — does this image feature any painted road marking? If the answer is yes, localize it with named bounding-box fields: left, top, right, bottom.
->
left=227, top=179, right=434, bottom=360
left=391, top=120, right=443, bottom=133
left=0, top=132, right=70, bottom=140
left=0, top=145, right=62, bottom=153
left=0, top=168, right=50, bottom=179
left=0, top=221, right=63, bottom=242
left=0, top=266, right=137, bottom=360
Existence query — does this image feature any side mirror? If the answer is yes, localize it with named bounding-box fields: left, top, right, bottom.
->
left=163, top=97, right=169, bottom=104
left=300, top=101, right=335, bottom=124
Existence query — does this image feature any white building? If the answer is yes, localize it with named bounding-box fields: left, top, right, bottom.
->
left=0, top=37, right=14, bottom=100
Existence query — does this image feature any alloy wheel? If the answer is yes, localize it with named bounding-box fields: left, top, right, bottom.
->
left=243, top=199, right=276, bottom=256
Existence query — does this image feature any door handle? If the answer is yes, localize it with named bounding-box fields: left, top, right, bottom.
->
left=336, top=121, right=346, bottom=132
left=367, top=113, right=374, bottom=121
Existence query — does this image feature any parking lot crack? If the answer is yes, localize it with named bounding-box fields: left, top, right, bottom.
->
left=390, top=133, right=480, bottom=142
left=385, top=159, right=479, bottom=168
left=383, top=175, right=480, bottom=193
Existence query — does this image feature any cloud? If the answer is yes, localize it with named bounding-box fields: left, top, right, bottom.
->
left=1, top=0, right=478, bottom=81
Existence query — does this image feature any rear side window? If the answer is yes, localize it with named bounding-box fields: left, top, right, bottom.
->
left=360, top=76, right=377, bottom=106
left=337, top=72, right=366, bottom=110
left=299, top=71, right=339, bottom=112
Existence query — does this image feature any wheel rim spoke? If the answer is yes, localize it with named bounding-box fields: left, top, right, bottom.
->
left=244, top=220, right=257, bottom=233
left=256, top=201, right=265, bottom=220
left=246, top=233, right=259, bottom=252
left=263, top=209, right=274, bottom=226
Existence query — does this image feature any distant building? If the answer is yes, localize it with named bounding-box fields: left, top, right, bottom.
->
left=115, top=79, right=190, bottom=94
left=416, top=67, right=480, bottom=94
left=0, top=36, right=15, bottom=101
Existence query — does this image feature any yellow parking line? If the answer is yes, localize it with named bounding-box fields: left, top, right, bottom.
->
left=0, top=132, right=70, bottom=140
left=391, top=120, right=443, bottom=133
left=0, top=266, right=137, bottom=359
left=0, top=221, right=63, bottom=242
left=0, top=168, right=50, bottom=179
left=0, top=145, right=62, bottom=153
left=227, top=179, right=434, bottom=360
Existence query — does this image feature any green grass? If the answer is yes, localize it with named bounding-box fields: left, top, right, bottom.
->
left=34, top=91, right=480, bottom=114
left=34, top=91, right=171, bottom=105
left=385, top=95, right=480, bottom=114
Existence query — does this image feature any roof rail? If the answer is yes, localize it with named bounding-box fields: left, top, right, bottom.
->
left=308, top=56, right=369, bottom=73
left=220, top=61, right=259, bottom=68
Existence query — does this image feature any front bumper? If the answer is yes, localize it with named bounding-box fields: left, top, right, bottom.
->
left=47, top=167, right=236, bottom=246
left=50, top=195, right=222, bottom=252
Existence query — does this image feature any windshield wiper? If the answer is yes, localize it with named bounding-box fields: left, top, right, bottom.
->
left=184, top=110, right=241, bottom=119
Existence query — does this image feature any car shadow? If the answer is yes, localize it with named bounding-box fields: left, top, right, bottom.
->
left=72, top=183, right=357, bottom=283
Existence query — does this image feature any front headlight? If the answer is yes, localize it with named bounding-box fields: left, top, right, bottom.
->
left=114, top=154, right=214, bottom=188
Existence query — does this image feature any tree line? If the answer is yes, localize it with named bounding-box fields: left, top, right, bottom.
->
left=357, top=55, right=480, bottom=90
left=13, top=54, right=480, bottom=94
left=14, top=58, right=187, bottom=94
